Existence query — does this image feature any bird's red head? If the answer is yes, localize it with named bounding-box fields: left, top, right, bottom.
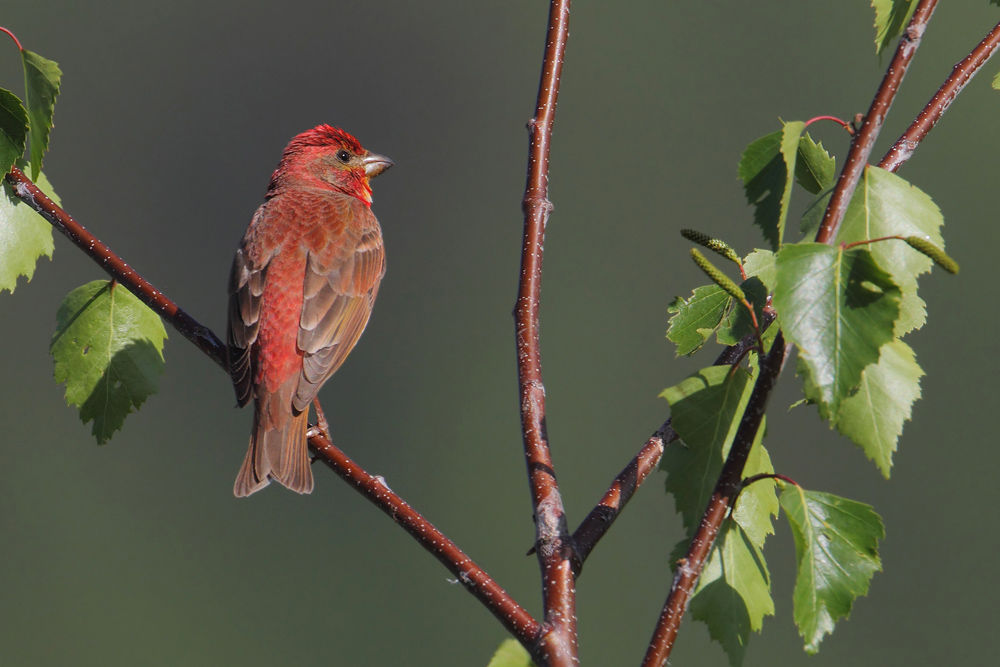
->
left=266, top=125, right=393, bottom=205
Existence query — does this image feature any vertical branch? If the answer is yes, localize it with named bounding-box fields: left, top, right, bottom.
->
left=641, top=334, right=788, bottom=667
left=516, top=1, right=576, bottom=665
left=880, top=19, right=1000, bottom=173
left=815, top=0, right=939, bottom=244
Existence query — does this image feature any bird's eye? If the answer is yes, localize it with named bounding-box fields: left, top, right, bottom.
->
left=336, top=150, right=351, bottom=163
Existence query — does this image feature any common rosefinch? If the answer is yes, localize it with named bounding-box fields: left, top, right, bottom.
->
left=227, top=125, right=391, bottom=496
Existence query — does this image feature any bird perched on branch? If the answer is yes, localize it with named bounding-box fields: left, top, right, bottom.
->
left=227, top=125, right=392, bottom=496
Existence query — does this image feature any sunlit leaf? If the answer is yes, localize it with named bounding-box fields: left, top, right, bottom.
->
left=871, top=0, right=917, bottom=56
left=774, top=244, right=900, bottom=420
left=801, top=167, right=942, bottom=337
left=836, top=339, right=922, bottom=477
left=0, top=169, right=59, bottom=293
left=780, top=486, right=883, bottom=653
left=691, top=522, right=773, bottom=667
left=486, top=638, right=535, bottom=667
left=51, top=280, right=168, bottom=444
left=21, top=49, right=62, bottom=180
left=666, top=285, right=731, bottom=355
left=794, top=132, right=836, bottom=195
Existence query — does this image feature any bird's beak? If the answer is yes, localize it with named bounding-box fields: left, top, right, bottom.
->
left=362, top=153, right=394, bottom=178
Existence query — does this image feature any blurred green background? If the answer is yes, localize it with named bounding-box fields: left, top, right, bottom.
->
left=1, top=2, right=998, bottom=665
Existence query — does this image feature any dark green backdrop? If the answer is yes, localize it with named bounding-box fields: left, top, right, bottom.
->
left=1, top=2, right=997, bottom=665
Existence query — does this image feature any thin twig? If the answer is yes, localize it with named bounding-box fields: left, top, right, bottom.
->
left=569, top=429, right=671, bottom=573
left=3, top=164, right=544, bottom=656
left=815, top=0, right=939, bottom=244
left=880, top=19, right=1000, bottom=173
left=568, top=312, right=776, bottom=573
left=515, top=1, right=576, bottom=665
left=641, top=333, right=788, bottom=667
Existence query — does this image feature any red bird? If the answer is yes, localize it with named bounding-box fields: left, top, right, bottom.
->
left=227, top=126, right=392, bottom=496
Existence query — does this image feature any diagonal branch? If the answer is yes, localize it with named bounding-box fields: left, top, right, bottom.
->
left=515, top=1, right=576, bottom=665
left=3, top=164, right=544, bottom=655
left=568, top=312, right=775, bottom=574
left=641, top=333, right=788, bottom=667
left=815, top=0, right=939, bottom=244
left=307, top=430, right=542, bottom=648
left=880, top=19, right=1000, bottom=173
left=5, top=165, right=227, bottom=367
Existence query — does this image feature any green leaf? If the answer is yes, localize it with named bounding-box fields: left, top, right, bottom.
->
left=801, top=167, right=943, bottom=336
left=661, top=365, right=755, bottom=534
left=780, top=487, right=884, bottom=653
left=51, top=280, right=168, bottom=444
left=0, top=169, right=59, bottom=293
left=872, top=0, right=917, bottom=56
left=663, top=369, right=777, bottom=666
left=836, top=339, right=923, bottom=478
left=738, top=122, right=805, bottom=250
left=662, top=364, right=778, bottom=542
left=773, top=244, right=901, bottom=420
left=838, top=167, right=942, bottom=307
left=486, top=639, right=535, bottom=667
left=690, top=522, right=774, bottom=667
left=21, top=49, right=62, bottom=181
left=794, top=133, right=836, bottom=195
left=742, top=249, right=776, bottom=292
left=732, top=418, right=778, bottom=547
left=993, top=70, right=1000, bottom=91
left=0, top=87, right=28, bottom=176
left=667, top=285, right=731, bottom=355
left=716, top=276, right=768, bottom=347
left=799, top=187, right=832, bottom=238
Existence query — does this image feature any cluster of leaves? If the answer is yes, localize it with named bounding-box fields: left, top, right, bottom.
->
left=650, top=6, right=976, bottom=660
left=1, top=34, right=166, bottom=443
left=659, top=117, right=954, bottom=664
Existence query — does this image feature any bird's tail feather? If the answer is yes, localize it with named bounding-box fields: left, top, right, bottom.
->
left=234, top=406, right=313, bottom=497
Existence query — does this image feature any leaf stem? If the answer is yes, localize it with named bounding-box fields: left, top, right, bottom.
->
left=0, top=26, right=24, bottom=52
left=803, top=115, right=853, bottom=134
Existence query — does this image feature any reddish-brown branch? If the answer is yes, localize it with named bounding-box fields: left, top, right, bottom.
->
left=4, top=164, right=544, bottom=657
left=308, top=431, right=542, bottom=650
left=569, top=429, right=671, bottom=572
left=880, top=19, right=1000, bottom=173
left=815, top=0, right=939, bottom=245
left=642, top=333, right=788, bottom=667
left=515, top=1, right=576, bottom=665
left=0, top=26, right=24, bottom=51
left=5, top=166, right=227, bottom=367
left=568, top=314, right=775, bottom=573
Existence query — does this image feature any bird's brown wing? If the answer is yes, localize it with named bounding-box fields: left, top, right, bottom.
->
left=292, top=209, right=385, bottom=412
left=227, top=207, right=270, bottom=408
